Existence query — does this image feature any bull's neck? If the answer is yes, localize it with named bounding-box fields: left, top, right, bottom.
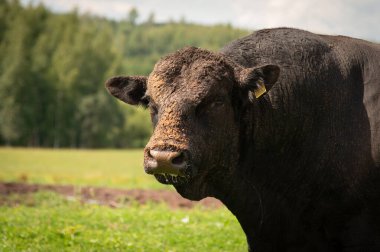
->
left=211, top=100, right=274, bottom=251
left=212, top=163, right=262, bottom=251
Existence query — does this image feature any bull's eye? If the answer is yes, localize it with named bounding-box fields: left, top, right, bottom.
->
left=209, top=100, right=224, bottom=108
left=195, top=98, right=225, bottom=118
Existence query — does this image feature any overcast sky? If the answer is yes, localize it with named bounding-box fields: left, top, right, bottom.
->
left=22, top=0, right=380, bottom=42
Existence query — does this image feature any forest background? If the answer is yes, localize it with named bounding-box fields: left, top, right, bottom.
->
left=0, top=0, right=248, bottom=148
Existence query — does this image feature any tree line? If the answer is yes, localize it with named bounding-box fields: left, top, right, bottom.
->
left=0, top=0, right=249, bottom=148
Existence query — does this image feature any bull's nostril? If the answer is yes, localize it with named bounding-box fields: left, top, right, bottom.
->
left=147, top=149, right=153, bottom=158
left=172, top=152, right=185, bottom=165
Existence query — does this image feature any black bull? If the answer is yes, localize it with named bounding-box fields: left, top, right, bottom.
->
left=106, top=28, right=380, bottom=251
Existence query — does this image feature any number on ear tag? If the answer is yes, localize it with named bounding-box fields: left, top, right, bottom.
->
left=254, top=79, right=267, bottom=98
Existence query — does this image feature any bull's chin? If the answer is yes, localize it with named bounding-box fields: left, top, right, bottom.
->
left=173, top=179, right=210, bottom=201
left=153, top=177, right=208, bottom=201
left=150, top=166, right=210, bottom=201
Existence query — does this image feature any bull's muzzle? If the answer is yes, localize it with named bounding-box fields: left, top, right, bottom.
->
left=144, top=149, right=188, bottom=176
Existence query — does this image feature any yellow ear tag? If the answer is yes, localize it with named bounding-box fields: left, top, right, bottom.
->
left=254, top=79, right=267, bottom=98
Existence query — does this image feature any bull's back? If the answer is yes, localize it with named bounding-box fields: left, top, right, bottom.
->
left=362, top=42, right=380, bottom=166
left=322, top=34, right=380, bottom=166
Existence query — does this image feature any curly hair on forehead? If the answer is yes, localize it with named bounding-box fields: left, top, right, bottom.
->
left=152, top=46, right=236, bottom=83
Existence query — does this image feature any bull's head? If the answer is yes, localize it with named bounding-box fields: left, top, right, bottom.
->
left=106, top=47, right=279, bottom=200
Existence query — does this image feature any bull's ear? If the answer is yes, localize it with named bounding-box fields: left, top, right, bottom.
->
left=238, top=65, right=280, bottom=98
left=105, top=76, right=147, bottom=106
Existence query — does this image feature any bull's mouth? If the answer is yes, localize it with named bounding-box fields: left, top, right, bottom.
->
left=153, top=173, right=191, bottom=185
left=150, top=164, right=209, bottom=201
left=152, top=164, right=195, bottom=186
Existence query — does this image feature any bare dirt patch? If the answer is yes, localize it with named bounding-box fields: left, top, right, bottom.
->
left=0, top=182, right=222, bottom=209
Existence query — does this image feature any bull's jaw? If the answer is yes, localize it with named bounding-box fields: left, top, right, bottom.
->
left=172, top=166, right=224, bottom=201
left=173, top=178, right=213, bottom=201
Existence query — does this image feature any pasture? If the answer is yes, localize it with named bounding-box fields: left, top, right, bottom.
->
left=0, top=148, right=160, bottom=189
left=0, top=148, right=246, bottom=251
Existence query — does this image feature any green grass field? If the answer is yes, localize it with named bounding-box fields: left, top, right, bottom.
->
left=0, top=148, right=163, bottom=189
left=0, top=192, right=246, bottom=251
left=0, top=148, right=246, bottom=251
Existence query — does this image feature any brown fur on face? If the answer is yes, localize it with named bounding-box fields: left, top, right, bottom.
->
left=144, top=47, right=241, bottom=199
left=105, top=46, right=280, bottom=200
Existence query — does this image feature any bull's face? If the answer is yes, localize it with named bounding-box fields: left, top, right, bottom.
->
left=106, top=47, right=279, bottom=200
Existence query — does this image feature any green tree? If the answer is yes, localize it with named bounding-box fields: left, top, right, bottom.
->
left=127, top=8, right=138, bottom=26
left=145, top=12, right=155, bottom=25
left=0, top=2, right=49, bottom=145
left=76, top=91, right=124, bottom=148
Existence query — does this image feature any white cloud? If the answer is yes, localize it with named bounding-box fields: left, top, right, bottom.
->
left=28, top=0, right=134, bottom=19
left=231, top=0, right=380, bottom=41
